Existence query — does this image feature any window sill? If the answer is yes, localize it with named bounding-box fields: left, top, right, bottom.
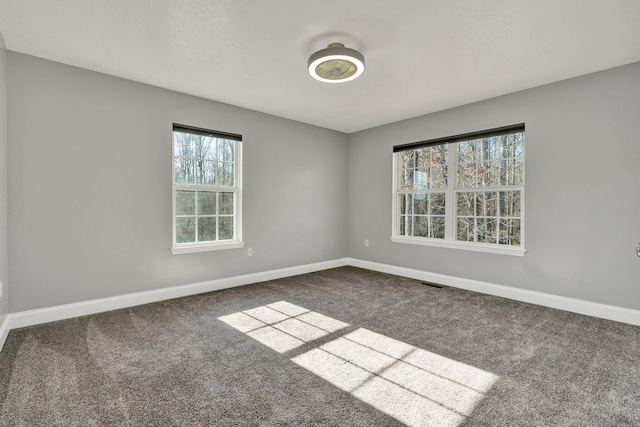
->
left=390, top=236, right=526, bottom=257
left=171, top=241, right=245, bottom=255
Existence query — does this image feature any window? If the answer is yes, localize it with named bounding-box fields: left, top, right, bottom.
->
left=392, top=124, right=525, bottom=256
left=172, top=124, right=243, bottom=254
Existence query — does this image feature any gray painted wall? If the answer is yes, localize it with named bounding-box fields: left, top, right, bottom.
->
left=6, top=50, right=640, bottom=315
left=8, top=52, right=348, bottom=312
left=0, top=35, right=7, bottom=319
left=347, top=62, right=640, bottom=310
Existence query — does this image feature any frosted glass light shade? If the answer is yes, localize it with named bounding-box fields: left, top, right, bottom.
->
left=308, top=43, right=365, bottom=83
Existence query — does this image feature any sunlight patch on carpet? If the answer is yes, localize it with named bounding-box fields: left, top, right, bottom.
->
left=219, top=301, right=498, bottom=426
left=219, top=301, right=348, bottom=353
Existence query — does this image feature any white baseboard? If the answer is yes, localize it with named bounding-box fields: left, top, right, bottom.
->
left=0, top=314, right=9, bottom=351
left=2, top=257, right=638, bottom=354
left=7, top=258, right=348, bottom=331
left=346, top=258, right=640, bottom=326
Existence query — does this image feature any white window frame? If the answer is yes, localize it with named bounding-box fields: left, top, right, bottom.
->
left=171, top=124, right=244, bottom=255
left=391, top=126, right=526, bottom=257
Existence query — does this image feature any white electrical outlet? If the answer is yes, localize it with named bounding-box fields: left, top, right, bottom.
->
left=247, top=248, right=253, bottom=257
left=0, top=281, right=3, bottom=297
left=364, top=239, right=369, bottom=247
left=331, top=239, right=335, bottom=247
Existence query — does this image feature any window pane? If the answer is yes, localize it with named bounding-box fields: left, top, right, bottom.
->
left=400, top=169, right=414, bottom=190
left=219, top=140, right=235, bottom=162
left=499, top=219, right=521, bottom=246
left=429, top=166, right=447, bottom=189
left=431, top=145, right=448, bottom=164
left=477, top=218, right=497, bottom=243
left=195, top=136, right=217, bottom=160
left=514, top=161, right=524, bottom=185
left=400, top=216, right=411, bottom=236
left=476, top=191, right=497, bottom=217
left=499, top=191, right=521, bottom=217
left=173, top=133, right=194, bottom=157
left=430, top=192, right=446, bottom=216
left=478, top=161, right=500, bottom=187
left=219, top=192, right=234, bottom=215
left=176, top=190, right=195, bottom=215
left=400, top=194, right=412, bottom=215
left=197, top=191, right=216, bottom=215
left=174, top=157, right=195, bottom=184
left=501, top=158, right=524, bottom=186
left=399, top=151, right=415, bottom=171
left=513, top=133, right=524, bottom=157
left=457, top=218, right=474, bottom=242
left=430, top=216, right=445, bottom=239
left=413, top=194, right=428, bottom=215
left=457, top=141, right=474, bottom=163
left=413, top=170, right=427, bottom=190
left=414, top=216, right=428, bottom=237
left=476, top=139, right=489, bottom=161
left=416, top=148, right=429, bottom=168
left=218, top=217, right=234, bottom=240
left=196, top=160, right=216, bottom=185
left=218, top=162, right=235, bottom=187
left=487, top=138, right=502, bottom=159
left=473, top=137, right=501, bottom=161
left=176, top=217, right=195, bottom=243
left=501, top=132, right=524, bottom=158
left=457, top=164, right=476, bottom=188
left=198, top=217, right=216, bottom=242
left=456, top=192, right=475, bottom=217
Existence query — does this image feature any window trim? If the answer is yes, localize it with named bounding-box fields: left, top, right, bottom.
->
left=389, top=236, right=526, bottom=256
left=391, top=125, right=526, bottom=256
left=171, top=124, right=244, bottom=255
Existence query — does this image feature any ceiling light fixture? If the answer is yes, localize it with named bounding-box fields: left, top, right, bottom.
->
left=308, top=43, right=365, bottom=83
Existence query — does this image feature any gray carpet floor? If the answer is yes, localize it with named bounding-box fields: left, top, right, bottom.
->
left=0, top=266, right=639, bottom=426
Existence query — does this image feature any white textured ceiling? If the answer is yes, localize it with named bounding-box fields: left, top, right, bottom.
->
left=1, top=0, right=639, bottom=133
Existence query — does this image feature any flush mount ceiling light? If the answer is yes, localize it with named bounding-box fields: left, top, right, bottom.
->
left=308, top=43, right=365, bottom=83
